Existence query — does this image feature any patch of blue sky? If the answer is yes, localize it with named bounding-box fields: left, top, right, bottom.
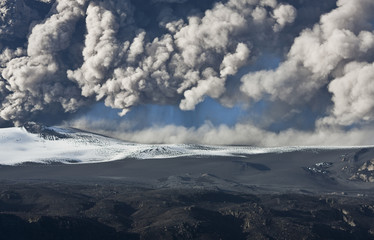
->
left=83, top=97, right=244, bottom=130
left=81, top=52, right=282, bottom=129
left=267, top=108, right=321, bottom=132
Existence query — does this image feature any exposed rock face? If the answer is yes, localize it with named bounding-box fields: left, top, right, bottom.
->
left=304, top=162, right=333, bottom=175
left=23, top=122, right=45, bottom=134
left=350, top=160, right=374, bottom=183
left=359, top=160, right=374, bottom=172
left=23, top=122, right=70, bottom=140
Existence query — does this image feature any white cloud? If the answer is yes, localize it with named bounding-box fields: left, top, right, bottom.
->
left=70, top=118, right=374, bottom=147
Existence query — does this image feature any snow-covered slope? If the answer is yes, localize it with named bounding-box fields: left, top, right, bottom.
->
left=0, top=124, right=372, bottom=165
left=0, top=126, right=128, bottom=165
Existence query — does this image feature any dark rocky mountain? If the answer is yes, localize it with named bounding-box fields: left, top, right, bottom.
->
left=0, top=183, right=373, bottom=240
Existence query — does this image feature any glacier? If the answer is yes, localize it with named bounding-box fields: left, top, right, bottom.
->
left=0, top=124, right=372, bottom=165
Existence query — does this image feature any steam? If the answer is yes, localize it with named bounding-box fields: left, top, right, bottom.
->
left=0, top=0, right=374, bottom=146
left=70, top=118, right=374, bottom=147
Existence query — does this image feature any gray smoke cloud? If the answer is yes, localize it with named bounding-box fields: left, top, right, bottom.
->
left=0, top=0, right=88, bottom=125
left=241, top=0, right=374, bottom=128
left=0, top=0, right=39, bottom=41
left=67, top=0, right=295, bottom=115
left=0, top=0, right=373, bottom=146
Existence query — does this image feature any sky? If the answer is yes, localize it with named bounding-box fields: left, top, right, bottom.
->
left=1, top=0, right=374, bottom=146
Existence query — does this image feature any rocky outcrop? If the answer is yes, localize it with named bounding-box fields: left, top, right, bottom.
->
left=349, top=160, right=374, bottom=183
left=23, top=122, right=70, bottom=140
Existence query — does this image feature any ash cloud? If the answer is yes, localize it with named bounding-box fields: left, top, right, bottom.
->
left=0, top=0, right=374, bottom=146
left=241, top=0, right=374, bottom=129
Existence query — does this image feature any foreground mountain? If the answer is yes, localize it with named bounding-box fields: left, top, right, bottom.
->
left=0, top=123, right=374, bottom=195
left=1, top=124, right=374, bottom=239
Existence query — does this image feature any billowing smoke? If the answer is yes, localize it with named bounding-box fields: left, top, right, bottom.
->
left=0, top=0, right=87, bottom=125
left=241, top=0, right=374, bottom=128
left=1, top=0, right=374, bottom=146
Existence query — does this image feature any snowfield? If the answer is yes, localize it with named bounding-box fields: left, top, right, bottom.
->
left=0, top=125, right=373, bottom=165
